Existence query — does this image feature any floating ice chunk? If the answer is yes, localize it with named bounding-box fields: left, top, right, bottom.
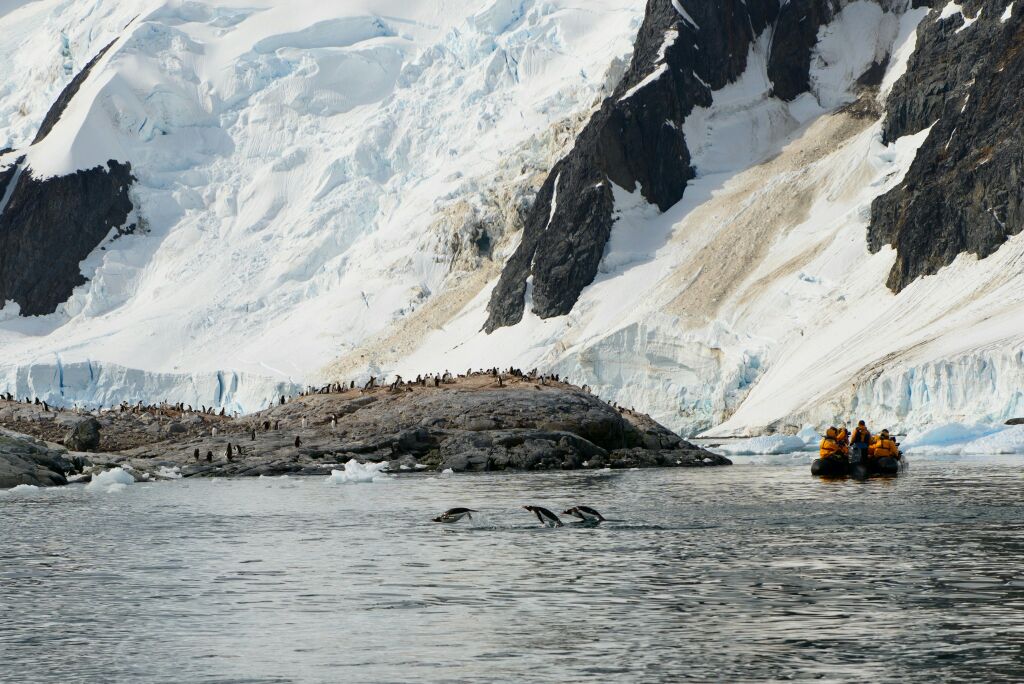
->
left=960, top=426, right=1024, bottom=455
left=2, top=484, right=41, bottom=496
left=327, top=460, right=391, bottom=484
left=87, top=467, right=136, bottom=491
left=796, top=425, right=821, bottom=447
left=716, top=435, right=808, bottom=455
left=154, top=464, right=181, bottom=481
left=902, top=422, right=1003, bottom=450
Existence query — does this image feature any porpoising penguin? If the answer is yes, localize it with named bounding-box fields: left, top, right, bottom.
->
left=432, top=508, right=478, bottom=523
left=523, top=505, right=563, bottom=528
left=562, top=506, right=606, bottom=523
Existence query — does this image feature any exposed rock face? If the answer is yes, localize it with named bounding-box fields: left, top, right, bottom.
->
left=32, top=39, right=117, bottom=145
left=767, top=0, right=842, bottom=101
left=64, top=418, right=101, bottom=452
left=0, top=35, right=135, bottom=317
left=869, top=0, right=1022, bottom=291
left=484, top=0, right=784, bottom=332
left=0, top=161, right=135, bottom=316
left=0, top=430, right=71, bottom=488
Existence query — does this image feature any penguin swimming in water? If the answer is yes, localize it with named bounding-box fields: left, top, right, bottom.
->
left=523, top=505, right=563, bottom=528
left=562, top=506, right=606, bottom=523
left=432, top=508, right=478, bottom=523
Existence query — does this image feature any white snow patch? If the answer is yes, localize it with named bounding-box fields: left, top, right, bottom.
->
left=938, top=1, right=964, bottom=21
left=809, top=1, right=898, bottom=109
left=956, top=7, right=982, bottom=32
left=1002, top=3, right=1014, bottom=22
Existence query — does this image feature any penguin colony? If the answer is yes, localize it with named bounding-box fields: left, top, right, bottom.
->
left=2, top=365, right=647, bottom=428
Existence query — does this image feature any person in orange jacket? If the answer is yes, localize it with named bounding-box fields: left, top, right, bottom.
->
left=871, top=430, right=899, bottom=459
left=835, top=426, right=850, bottom=456
left=820, top=427, right=843, bottom=460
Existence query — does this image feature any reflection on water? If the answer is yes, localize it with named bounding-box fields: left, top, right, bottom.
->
left=2, top=462, right=1023, bottom=682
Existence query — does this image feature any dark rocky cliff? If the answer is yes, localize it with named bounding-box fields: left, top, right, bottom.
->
left=484, top=0, right=874, bottom=333
left=0, top=160, right=135, bottom=316
left=869, top=0, right=1023, bottom=290
left=0, top=38, right=135, bottom=317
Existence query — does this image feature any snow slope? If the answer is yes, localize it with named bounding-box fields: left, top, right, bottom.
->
left=0, top=0, right=642, bottom=410
left=2, top=0, right=1022, bottom=437
left=368, top=2, right=1024, bottom=436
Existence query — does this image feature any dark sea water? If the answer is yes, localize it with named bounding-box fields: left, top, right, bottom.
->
left=2, top=459, right=1023, bottom=683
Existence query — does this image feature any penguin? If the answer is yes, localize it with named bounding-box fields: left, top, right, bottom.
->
left=294, top=436, right=302, bottom=448
left=432, top=508, right=478, bottom=523
left=523, top=505, right=563, bottom=528
left=193, top=448, right=200, bottom=462
left=225, top=443, right=233, bottom=462
left=211, top=427, right=218, bottom=437
left=205, top=451, right=213, bottom=462
left=562, top=506, right=606, bottom=523
left=301, top=417, right=308, bottom=429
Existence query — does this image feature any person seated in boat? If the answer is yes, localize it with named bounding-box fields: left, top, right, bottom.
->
left=819, top=427, right=845, bottom=460
left=835, top=426, right=850, bottom=456
left=871, top=430, right=899, bottom=460
left=850, top=420, right=871, bottom=456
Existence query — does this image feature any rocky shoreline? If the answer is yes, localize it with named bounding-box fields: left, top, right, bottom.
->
left=0, top=375, right=729, bottom=488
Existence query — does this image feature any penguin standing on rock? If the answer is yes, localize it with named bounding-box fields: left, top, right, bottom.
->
left=523, top=506, right=563, bottom=528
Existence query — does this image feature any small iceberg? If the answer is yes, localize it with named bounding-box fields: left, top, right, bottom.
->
left=716, top=434, right=809, bottom=455
left=327, top=460, right=390, bottom=484
left=86, top=467, right=136, bottom=492
left=902, top=422, right=1024, bottom=457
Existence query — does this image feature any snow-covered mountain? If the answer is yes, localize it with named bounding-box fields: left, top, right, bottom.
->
left=0, top=0, right=1021, bottom=436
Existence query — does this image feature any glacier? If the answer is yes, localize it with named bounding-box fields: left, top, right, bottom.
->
left=1, top=0, right=1022, bottom=437
left=0, top=0, right=643, bottom=412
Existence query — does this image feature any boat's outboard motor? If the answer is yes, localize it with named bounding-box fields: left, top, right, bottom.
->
left=876, top=456, right=899, bottom=475
left=849, top=444, right=869, bottom=480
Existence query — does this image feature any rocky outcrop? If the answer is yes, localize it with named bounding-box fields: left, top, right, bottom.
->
left=768, top=0, right=842, bottom=100
left=0, top=430, right=72, bottom=488
left=869, top=0, right=1022, bottom=291
left=0, top=376, right=728, bottom=477
left=484, top=0, right=784, bottom=332
left=0, top=160, right=135, bottom=315
left=0, top=35, right=135, bottom=317
left=482, top=0, right=904, bottom=333
left=64, top=418, right=101, bottom=452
